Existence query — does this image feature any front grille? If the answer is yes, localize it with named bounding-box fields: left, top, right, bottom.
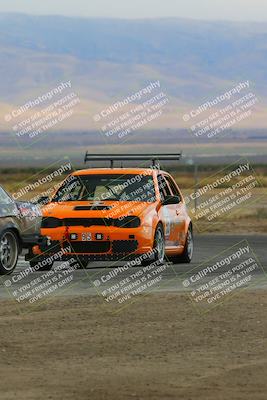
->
left=112, top=240, right=138, bottom=254
left=64, top=241, right=111, bottom=254
left=64, top=218, right=113, bottom=227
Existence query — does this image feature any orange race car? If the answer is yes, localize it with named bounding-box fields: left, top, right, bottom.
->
left=27, top=154, right=193, bottom=270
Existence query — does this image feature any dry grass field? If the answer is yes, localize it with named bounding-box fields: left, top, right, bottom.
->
left=1, top=167, right=266, bottom=233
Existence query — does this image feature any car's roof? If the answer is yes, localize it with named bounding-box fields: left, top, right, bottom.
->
left=72, top=168, right=166, bottom=176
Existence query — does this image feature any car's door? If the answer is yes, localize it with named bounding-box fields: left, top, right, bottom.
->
left=15, top=201, right=41, bottom=239
left=157, top=174, right=180, bottom=248
left=163, top=174, right=187, bottom=246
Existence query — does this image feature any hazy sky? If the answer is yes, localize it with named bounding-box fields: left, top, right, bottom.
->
left=0, top=0, right=265, bottom=21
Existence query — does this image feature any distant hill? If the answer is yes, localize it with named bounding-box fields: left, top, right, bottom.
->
left=1, top=14, right=267, bottom=99
left=0, top=13, right=266, bottom=136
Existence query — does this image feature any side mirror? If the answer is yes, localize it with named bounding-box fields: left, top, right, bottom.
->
left=35, top=196, right=50, bottom=205
left=162, top=195, right=181, bottom=206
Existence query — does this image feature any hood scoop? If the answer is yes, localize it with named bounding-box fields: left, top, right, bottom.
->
left=74, top=205, right=112, bottom=211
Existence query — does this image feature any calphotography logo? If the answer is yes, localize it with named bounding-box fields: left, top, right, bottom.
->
left=91, top=249, right=175, bottom=310
left=93, top=81, right=170, bottom=143
left=181, top=81, right=260, bottom=140
left=4, top=81, right=81, bottom=148
left=181, top=240, right=266, bottom=313
left=184, top=159, right=265, bottom=232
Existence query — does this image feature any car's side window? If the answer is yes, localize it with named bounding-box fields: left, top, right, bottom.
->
left=157, top=175, right=172, bottom=201
left=0, top=186, right=13, bottom=205
left=164, top=175, right=181, bottom=201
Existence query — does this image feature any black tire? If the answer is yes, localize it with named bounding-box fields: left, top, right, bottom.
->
left=141, top=224, right=165, bottom=266
left=0, top=230, right=19, bottom=275
left=169, top=225, right=193, bottom=264
left=29, top=259, right=54, bottom=272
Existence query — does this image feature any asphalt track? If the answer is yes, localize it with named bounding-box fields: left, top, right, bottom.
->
left=0, top=235, right=266, bottom=304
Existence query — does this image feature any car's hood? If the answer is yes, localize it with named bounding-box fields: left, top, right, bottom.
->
left=42, top=200, right=157, bottom=219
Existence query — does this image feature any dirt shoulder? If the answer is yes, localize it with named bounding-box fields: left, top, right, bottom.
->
left=0, top=291, right=266, bottom=400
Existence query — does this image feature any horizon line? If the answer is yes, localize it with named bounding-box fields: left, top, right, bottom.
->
left=0, top=12, right=267, bottom=24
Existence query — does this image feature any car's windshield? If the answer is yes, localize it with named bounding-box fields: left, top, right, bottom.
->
left=52, top=174, right=156, bottom=203
left=0, top=186, right=13, bottom=205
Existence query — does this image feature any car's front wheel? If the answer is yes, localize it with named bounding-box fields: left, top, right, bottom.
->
left=154, top=224, right=165, bottom=264
left=141, top=224, right=165, bottom=266
left=0, top=230, right=19, bottom=275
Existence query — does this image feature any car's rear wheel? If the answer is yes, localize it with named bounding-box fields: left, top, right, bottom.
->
left=141, top=224, right=165, bottom=266
left=0, top=230, right=19, bottom=275
left=169, top=225, right=193, bottom=264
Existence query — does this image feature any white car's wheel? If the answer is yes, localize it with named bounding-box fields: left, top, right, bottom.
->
left=0, top=230, right=19, bottom=275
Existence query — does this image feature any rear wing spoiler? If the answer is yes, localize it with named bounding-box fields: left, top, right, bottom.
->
left=84, top=153, right=182, bottom=168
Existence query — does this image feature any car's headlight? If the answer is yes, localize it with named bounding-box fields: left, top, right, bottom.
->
left=114, top=216, right=141, bottom=228
left=41, top=217, right=63, bottom=228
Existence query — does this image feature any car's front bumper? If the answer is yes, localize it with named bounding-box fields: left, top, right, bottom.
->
left=29, top=225, right=154, bottom=261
